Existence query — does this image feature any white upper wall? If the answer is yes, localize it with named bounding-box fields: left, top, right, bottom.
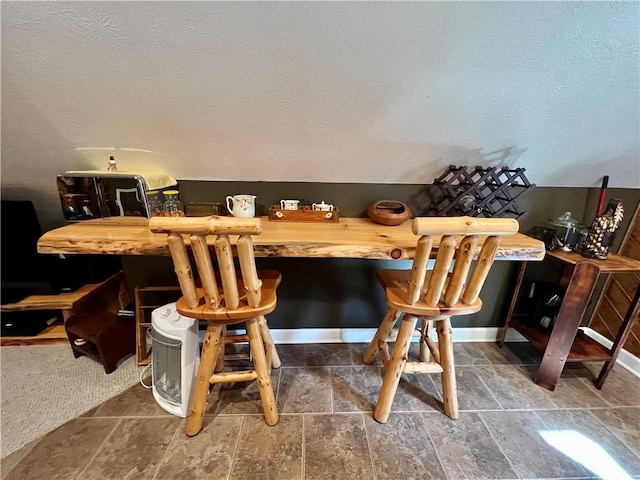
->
left=2, top=1, right=639, bottom=191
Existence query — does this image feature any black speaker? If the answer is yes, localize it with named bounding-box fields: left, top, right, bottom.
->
left=1, top=200, right=48, bottom=284
left=47, top=254, right=122, bottom=293
left=1, top=200, right=122, bottom=296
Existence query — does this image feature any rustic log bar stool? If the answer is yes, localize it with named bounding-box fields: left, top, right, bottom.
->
left=149, top=216, right=281, bottom=435
left=363, top=216, right=519, bottom=422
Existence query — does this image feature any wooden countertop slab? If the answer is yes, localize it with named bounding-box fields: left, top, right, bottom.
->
left=38, top=217, right=546, bottom=261
left=546, top=249, right=640, bottom=272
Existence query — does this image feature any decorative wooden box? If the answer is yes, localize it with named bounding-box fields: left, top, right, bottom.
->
left=267, top=205, right=340, bottom=222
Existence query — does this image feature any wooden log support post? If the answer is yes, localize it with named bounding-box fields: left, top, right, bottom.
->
left=419, top=319, right=431, bottom=362
left=425, top=236, right=457, bottom=306
left=237, top=235, right=262, bottom=307
left=374, top=313, right=418, bottom=423
left=407, top=236, right=433, bottom=303
left=436, top=316, right=458, bottom=419
left=362, top=309, right=400, bottom=364
left=423, top=320, right=440, bottom=363
left=215, top=235, right=239, bottom=309
left=190, top=234, right=220, bottom=309
left=186, top=324, right=223, bottom=436
left=258, top=315, right=281, bottom=369
left=246, top=317, right=279, bottom=425
left=461, top=236, right=501, bottom=305
left=445, top=236, right=478, bottom=306
left=214, top=325, right=227, bottom=373
left=167, top=233, right=199, bottom=308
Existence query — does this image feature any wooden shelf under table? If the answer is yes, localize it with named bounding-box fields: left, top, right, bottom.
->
left=134, top=285, right=182, bottom=366
left=1, top=272, right=125, bottom=346
left=509, top=317, right=612, bottom=362
left=0, top=321, right=67, bottom=346
left=500, top=253, right=640, bottom=391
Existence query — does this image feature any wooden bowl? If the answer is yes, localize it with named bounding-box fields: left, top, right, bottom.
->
left=367, top=200, right=412, bottom=226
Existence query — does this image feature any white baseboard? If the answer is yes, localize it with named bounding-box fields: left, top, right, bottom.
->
left=580, top=327, right=640, bottom=378
left=268, top=327, right=526, bottom=344
left=267, top=327, right=640, bottom=378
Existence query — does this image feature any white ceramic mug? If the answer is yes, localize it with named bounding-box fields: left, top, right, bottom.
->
left=280, top=199, right=300, bottom=210
left=312, top=201, right=334, bottom=212
left=226, top=194, right=256, bottom=218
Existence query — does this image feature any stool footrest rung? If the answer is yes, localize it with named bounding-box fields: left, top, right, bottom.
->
left=224, top=334, right=249, bottom=343
left=224, top=353, right=250, bottom=361
left=209, top=369, right=257, bottom=384
left=403, top=362, right=443, bottom=374
left=379, top=343, right=391, bottom=367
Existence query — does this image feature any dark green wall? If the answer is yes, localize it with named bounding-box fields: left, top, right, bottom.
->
left=121, top=182, right=639, bottom=330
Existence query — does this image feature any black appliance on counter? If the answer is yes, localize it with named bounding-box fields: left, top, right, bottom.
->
left=56, top=170, right=177, bottom=220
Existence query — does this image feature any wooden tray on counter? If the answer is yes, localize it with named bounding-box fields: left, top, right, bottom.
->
left=267, top=205, right=340, bottom=222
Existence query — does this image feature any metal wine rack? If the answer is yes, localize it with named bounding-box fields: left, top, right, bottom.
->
left=430, top=165, right=535, bottom=219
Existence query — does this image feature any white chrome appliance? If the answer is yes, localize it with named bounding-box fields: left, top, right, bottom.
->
left=56, top=170, right=177, bottom=220
left=150, top=302, right=199, bottom=417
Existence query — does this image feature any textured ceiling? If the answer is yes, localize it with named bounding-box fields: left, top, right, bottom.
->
left=2, top=1, right=639, bottom=191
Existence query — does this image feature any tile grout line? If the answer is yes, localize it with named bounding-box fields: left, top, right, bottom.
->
left=150, top=419, right=182, bottom=480
left=574, top=375, right=615, bottom=408
left=530, top=409, right=593, bottom=478
left=583, top=408, right=640, bottom=462
left=226, top=415, right=245, bottom=480
left=329, top=365, right=335, bottom=414
left=419, top=412, right=451, bottom=480
left=1, top=436, right=37, bottom=475
left=476, top=412, right=522, bottom=480
left=74, top=418, right=123, bottom=480
left=212, top=383, right=223, bottom=417
left=486, top=362, right=564, bottom=411
left=472, top=365, right=507, bottom=410
left=275, top=364, right=282, bottom=407
left=301, top=414, right=306, bottom=480
left=361, top=413, right=379, bottom=480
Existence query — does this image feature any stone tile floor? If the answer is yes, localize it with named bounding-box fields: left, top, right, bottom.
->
left=2, top=342, right=639, bottom=479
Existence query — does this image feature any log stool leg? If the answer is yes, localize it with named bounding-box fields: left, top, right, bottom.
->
left=419, top=319, right=433, bottom=362
left=258, top=315, right=280, bottom=369
left=363, top=308, right=400, bottom=364
left=214, top=325, right=226, bottom=373
left=186, top=324, right=223, bottom=436
left=374, top=314, right=417, bottom=423
left=246, top=317, right=279, bottom=425
left=436, top=317, right=458, bottom=419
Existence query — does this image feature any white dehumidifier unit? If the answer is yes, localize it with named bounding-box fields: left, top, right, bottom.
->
left=150, top=302, right=199, bottom=417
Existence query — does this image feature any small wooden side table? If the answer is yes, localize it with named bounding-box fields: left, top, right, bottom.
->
left=134, top=285, right=182, bottom=365
left=1, top=271, right=128, bottom=346
left=499, top=250, right=640, bottom=391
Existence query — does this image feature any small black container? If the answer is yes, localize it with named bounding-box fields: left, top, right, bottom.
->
left=524, top=281, right=565, bottom=333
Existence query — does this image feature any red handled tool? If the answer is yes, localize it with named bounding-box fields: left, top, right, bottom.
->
left=596, top=175, right=609, bottom=217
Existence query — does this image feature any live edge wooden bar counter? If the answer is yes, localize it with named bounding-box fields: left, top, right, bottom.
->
left=37, top=216, right=546, bottom=374
left=38, top=216, right=545, bottom=261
